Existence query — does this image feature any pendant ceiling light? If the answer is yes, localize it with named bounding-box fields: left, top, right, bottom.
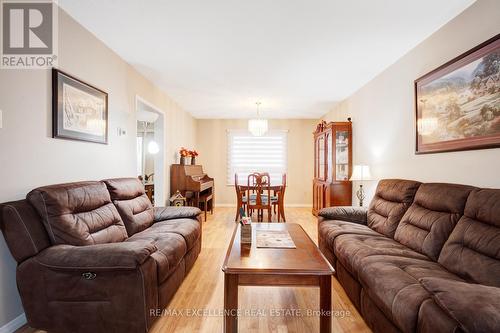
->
left=248, top=101, right=268, bottom=136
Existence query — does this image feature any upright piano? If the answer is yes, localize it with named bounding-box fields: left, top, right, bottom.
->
left=170, top=164, right=214, bottom=208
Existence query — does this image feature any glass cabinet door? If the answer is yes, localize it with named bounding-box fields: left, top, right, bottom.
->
left=335, top=130, right=349, bottom=181
left=326, top=131, right=333, bottom=181
left=317, top=135, right=325, bottom=180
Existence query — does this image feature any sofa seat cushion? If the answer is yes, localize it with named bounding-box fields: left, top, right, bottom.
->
left=417, top=299, right=460, bottom=333
left=127, top=229, right=187, bottom=284
left=357, top=256, right=464, bottom=333
left=319, top=220, right=384, bottom=251
left=130, top=219, right=201, bottom=251
left=334, top=233, right=429, bottom=278
left=420, top=277, right=500, bottom=333
left=149, top=219, right=200, bottom=251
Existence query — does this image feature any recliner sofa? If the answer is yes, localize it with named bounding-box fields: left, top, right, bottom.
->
left=0, top=178, right=202, bottom=333
left=318, top=179, right=500, bottom=333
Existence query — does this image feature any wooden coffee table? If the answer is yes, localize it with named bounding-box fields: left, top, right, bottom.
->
left=222, top=223, right=334, bottom=333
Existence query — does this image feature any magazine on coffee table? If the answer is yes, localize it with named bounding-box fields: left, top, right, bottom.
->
left=256, top=230, right=296, bottom=248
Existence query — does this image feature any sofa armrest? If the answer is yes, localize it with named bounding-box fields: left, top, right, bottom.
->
left=154, top=206, right=202, bottom=222
left=420, top=277, right=500, bottom=333
left=318, top=206, right=368, bottom=225
left=35, top=240, right=157, bottom=270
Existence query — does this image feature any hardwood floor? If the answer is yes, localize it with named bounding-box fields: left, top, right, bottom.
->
left=17, top=207, right=371, bottom=333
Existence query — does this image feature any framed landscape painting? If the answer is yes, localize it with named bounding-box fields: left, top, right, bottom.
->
left=52, top=69, right=108, bottom=144
left=415, top=34, right=500, bottom=154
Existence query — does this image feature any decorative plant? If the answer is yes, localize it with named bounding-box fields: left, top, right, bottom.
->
left=179, top=147, right=189, bottom=157
left=189, top=150, right=199, bottom=157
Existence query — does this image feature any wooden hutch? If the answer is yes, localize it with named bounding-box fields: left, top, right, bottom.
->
left=312, top=120, right=353, bottom=216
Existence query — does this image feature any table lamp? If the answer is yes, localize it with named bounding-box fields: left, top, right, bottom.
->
left=350, top=165, right=372, bottom=206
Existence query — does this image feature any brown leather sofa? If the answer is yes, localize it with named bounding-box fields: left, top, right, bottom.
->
left=318, top=179, right=500, bottom=333
left=0, top=178, right=202, bottom=333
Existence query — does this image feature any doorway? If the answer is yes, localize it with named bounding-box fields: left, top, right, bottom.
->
left=136, top=96, right=166, bottom=206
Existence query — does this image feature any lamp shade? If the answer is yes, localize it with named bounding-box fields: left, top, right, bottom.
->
left=350, top=165, right=371, bottom=181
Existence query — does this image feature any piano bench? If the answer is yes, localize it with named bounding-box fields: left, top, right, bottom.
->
left=199, top=193, right=213, bottom=222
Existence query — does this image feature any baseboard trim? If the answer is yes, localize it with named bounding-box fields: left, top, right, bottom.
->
left=0, top=313, right=27, bottom=333
left=215, top=204, right=313, bottom=208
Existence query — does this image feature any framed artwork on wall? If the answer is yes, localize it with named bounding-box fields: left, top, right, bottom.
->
left=415, top=34, right=499, bottom=154
left=52, top=68, right=108, bottom=144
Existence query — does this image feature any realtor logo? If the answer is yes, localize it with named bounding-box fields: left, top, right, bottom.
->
left=1, top=0, right=57, bottom=68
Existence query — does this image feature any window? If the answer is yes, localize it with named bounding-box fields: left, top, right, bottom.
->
left=227, top=130, right=287, bottom=185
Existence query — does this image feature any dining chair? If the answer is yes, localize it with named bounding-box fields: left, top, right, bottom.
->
left=247, top=172, right=269, bottom=218
left=272, top=173, right=286, bottom=222
left=246, top=173, right=271, bottom=222
left=234, top=173, right=247, bottom=221
left=245, top=172, right=259, bottom=218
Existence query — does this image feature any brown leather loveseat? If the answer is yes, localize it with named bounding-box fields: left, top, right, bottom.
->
left=318, top=179, right=500, bottom=333
left=0, top=178, right=202, bottom=333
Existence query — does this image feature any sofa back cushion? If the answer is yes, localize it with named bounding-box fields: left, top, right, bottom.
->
left=27, top=181, right=128, bottom=246
left=367, top=179, right=421, bottom=238
left=394, top=183, right=474, bottom=261
left=438, top=189, right=500, bottom=287
left=103, top=178, right=154, bottom=236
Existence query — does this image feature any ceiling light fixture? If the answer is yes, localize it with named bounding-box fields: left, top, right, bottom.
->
left=248, top=101, right=268, bottom=136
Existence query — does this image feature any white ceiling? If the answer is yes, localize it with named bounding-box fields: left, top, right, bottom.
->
left=59, top=0, right=475, bottom=119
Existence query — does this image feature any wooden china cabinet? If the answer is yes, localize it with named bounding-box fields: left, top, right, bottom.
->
left=312, top=120, right=352, bottom=216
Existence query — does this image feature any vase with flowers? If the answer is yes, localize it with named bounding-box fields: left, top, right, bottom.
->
left=179, top=147, right=189, bottom=165
left=190, top=150, right=199, bottom=165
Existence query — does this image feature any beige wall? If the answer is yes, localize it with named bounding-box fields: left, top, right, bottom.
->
left=323, top=0, right=500, bottom=204
left=0, top=8, right=196, bottom=328
left=196, top=119, right=317, bottom=206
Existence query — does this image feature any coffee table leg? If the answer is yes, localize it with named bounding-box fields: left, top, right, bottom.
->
left=319, top=275, right=331, bottom=333
left=224, top=273, right=238, bottom=333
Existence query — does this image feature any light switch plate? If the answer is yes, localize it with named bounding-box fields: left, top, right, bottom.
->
left=0, top=109, right=3, bottom=128
left=117, top=127, right=127, bottom=136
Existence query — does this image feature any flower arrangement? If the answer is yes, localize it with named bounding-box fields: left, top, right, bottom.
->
left=179, top=147, right=189, bottom=157
left=179, top=148, right=199, bottom=164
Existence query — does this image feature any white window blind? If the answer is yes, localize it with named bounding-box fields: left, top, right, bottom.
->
left=227, top=130, right=287, bottom=185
